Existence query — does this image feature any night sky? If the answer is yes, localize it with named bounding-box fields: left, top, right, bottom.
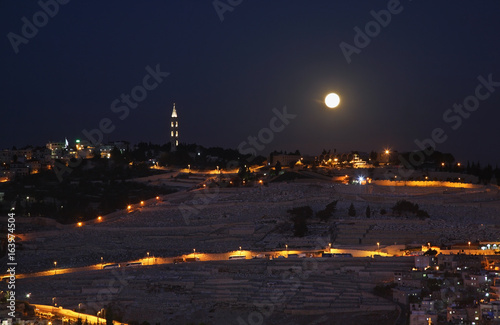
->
left=1, top=1, right=500, bottom=164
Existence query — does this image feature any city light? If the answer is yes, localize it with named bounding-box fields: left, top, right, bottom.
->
left=77, top=222, right=82, bottom=227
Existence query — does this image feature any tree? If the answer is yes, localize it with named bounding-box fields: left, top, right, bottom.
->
left=392, top=200, right=419, bottom=216
left=105, top=306, right=114, bottom=325
left=76, top=318, right=83, bottom=325
left=348, top=203, right=356, bottom=217
left=110, top=147, right=124, bottom=164
left=287, top=206, right=312, bottom=237
left=416, top=209, right=430, bottom=219
left=275, top=161, right=282, bottom=173
left=365, top=205, right=371, bottom=218
left=316, top=200, right=337, bottom=222
left=424, top=249, right=438, bottom=256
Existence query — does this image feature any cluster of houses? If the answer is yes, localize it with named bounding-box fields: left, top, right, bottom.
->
left=0, top=140, right=129, bottom=181
left=393, top=250, right=500, bottom=324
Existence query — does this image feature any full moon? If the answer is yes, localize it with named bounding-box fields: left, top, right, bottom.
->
left=325, top=93, right=340, bottom=108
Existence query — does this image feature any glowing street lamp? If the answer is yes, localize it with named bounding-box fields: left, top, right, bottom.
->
left=52, top=297, right=56, bottom=306
left=468, top=241, right=471, bottom=254
left=377, top=242, right=380, bottom=251
left=193, top=248, right=196, bottom=258
left=100, top=257, right=103, bottom=269
left=147, top=251, right=150, bottom=265
left=329, top=243, right=332, bottom=252
left=54, top=261, right=57, bottom=274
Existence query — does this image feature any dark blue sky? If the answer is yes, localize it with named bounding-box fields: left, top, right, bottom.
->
left=1, top=1, right=500, bottom=164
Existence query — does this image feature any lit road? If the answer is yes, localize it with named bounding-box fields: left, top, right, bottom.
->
left=33, top=304, right=125, bottom=325
left=3, top=247, right=390, bottom=280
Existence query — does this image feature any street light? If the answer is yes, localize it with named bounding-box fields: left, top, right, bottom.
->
left=377, top=242, right=380, bottom=252
left=193, top=248, right=196, bottom=258
left=54, top=261, right=57, bottom=274
left=147, top=251, right=150, bottom=265
left=285, top=244, right=288, bottom=257
left=52, top=297, right=56, bottom=306
left=468, top=241, right=471, bottom=254
left=100, top=257, right=103, bottom=269
left=239, top=246, right=242, bottom=255
left=329, top=243, right=332, bottom=252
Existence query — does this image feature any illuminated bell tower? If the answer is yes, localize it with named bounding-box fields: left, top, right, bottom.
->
left=170, top=103, right=179, bottom=151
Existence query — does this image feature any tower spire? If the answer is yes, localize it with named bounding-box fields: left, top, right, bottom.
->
left=170, top=102, right=179, bottom=150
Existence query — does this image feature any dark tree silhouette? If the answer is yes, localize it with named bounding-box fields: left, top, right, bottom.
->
left=275, top=161, right=282, bottom=173
left=105, top=306, right=114, bottom=325
left=348, top=203, right=356, bottom=217
left=316, top=200, right=338, bottom=222
left=287, top=206, right=312, bottom=237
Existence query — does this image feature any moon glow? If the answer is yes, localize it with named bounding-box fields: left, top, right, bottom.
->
left=325, top=93, right=340, bottom=108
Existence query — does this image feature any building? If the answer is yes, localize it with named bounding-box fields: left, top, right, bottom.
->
left=415, top=255, right=437, bottom=270
left=9, top=162, right=30, bottom=177
left=46, top=141, right=66, bottom=159
left=480, top=301, right=500, bottom=321
left=269, top=154, right=301, bottom=167
left=409, top=301, right=438, bottom=325
left=170, top=103, right=179, bottom=150
left=99, top=141, right=129, bottom=159
left=393, top=286, right=421, bottom=305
